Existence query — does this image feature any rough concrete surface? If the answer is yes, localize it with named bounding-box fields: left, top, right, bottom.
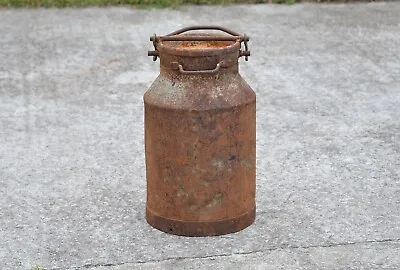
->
left=1, top=3, right=400, bottom=269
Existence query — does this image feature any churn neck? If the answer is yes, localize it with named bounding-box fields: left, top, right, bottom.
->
left=148, top=26, right=250, bottom=76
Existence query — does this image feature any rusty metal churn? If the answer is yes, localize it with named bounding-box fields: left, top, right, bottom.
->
left=144, top=26, right=256, bottom=236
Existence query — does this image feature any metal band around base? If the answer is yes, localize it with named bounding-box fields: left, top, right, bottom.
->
left=146, top=206, right=256, bottom=237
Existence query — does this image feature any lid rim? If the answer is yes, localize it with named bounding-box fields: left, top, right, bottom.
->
left=158, top=41, right=241, bottom=57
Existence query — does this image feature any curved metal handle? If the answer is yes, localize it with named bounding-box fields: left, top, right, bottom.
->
left=177, top=61, right=223, bottom=75
left=166, top=26, right=242, bottom=38
left=150, top=25, right=248, bottom=42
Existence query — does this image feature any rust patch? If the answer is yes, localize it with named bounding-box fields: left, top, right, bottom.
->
left=211, top=159, right=225, bottom=170
left=202, top=180, right=212, bottom=187
left=205, top=192, right=224, bottom=209
left=176, top=186, right=187, bottom=198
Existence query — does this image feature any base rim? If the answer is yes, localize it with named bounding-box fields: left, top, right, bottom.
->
left=146, top=206, right=256, bottom=237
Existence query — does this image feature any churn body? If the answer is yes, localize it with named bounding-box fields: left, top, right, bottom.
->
left=144, top=26, right=256, bottom=236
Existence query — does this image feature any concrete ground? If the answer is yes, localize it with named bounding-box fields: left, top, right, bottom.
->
left=1, top=2, right=400, bottom=269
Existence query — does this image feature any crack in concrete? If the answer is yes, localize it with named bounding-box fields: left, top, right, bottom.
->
left=61, top=238, right=400, bottom=269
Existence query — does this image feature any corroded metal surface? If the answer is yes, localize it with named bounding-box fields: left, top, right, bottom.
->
left=144, top=26, right=256, bottom=236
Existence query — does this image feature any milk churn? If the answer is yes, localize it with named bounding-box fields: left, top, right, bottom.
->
left=144, top=26, right=256, bottom=236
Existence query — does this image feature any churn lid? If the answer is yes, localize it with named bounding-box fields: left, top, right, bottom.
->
left=148, top=26, right=250, bottom=61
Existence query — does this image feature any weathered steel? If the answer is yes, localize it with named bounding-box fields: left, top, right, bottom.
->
left=144, top=26, right=256, bottom=236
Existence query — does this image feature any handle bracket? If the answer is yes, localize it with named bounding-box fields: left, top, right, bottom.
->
left=173, top=61, right=223, bottom=75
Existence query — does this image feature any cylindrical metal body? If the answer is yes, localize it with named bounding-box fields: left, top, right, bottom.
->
left=144, top=27, right=256, bottom=236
